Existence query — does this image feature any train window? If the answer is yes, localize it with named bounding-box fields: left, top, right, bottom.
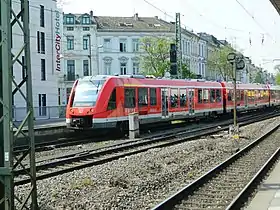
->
left=236, top=90, right=241, bottom=101
left=216, top=89, right=221, bottom=102
left=179, top=89, right=187, bottom=107
left=138, top=88, right=148, bottom=107
left=228, top=90, right=232, bottom=101
left=202, top=89, right=209, bottom=103
left=210, top=89, right=215, bottom=103
left=241, top=90, right=244, bottom=101
left=150, top=88, right=157, bottom=106
left=124, top=88, right=136, bottom=108
left=198, top=89, right=203, bottom=103
left=107, top=88, right=116, bottom=110
left=170, top=88, right=178, bottom=108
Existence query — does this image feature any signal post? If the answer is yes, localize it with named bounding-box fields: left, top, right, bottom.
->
left=227, top=52, right=245, bottom=151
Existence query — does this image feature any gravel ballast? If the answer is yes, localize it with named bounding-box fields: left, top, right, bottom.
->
left=15, top=116, right=280, bottom=209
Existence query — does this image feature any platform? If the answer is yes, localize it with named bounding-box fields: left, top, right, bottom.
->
left=13, top=118, right=67, bottom=136
left=246, top=158, right=280, bottom=210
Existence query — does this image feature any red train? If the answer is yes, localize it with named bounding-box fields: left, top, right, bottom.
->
left=66, top=75, right=280, bottom=131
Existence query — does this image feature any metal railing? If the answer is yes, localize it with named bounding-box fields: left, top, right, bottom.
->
left=12, top=106, right=66, bottom=122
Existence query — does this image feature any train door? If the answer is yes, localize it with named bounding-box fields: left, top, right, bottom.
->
left=188, top=89, right=195, bottom=114
left=161, top=88, right=169, bottom=118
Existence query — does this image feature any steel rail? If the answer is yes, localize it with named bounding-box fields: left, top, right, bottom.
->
left=14, top=112, right=280, bottom=186
left=151, top=121, right=280, bottom=210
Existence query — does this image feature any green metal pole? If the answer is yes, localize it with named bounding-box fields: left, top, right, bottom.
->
left=0, top=0, right=4, bottom=206
left=0, top=0, right=13, bottom=209
left=22, top=0, right=38, bottom=208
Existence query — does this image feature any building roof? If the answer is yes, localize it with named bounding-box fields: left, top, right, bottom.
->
left=94, top=14, right=174, bottom=32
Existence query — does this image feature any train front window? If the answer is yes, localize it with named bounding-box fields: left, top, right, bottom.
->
left=72, top=79, right=105, bottom=107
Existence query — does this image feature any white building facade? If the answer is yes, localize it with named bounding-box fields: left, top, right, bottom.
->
left=60, top=13, right=208, bottom=104
left=12, top=0, right=63, bottom=121
left=59, top=11, right=98, bottom=105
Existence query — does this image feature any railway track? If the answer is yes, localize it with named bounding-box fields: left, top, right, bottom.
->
left=14, top=111, right=280, bottom=186
left=152, top=120, right=280, bottom=210
left=13, top=110, right=277, bottom=155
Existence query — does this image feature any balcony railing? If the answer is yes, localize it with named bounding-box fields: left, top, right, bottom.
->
left=64, top=74, right=79, bottom=81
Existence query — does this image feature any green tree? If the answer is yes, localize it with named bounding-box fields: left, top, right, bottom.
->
left=276, top=72, right=280, bottom=85
left=140, top=36, right=195, bottom=78
left=207, top=45, right=235, bottom=80
left=181, top=58, right=196, bottom=79
left=254, top=71, right=265, bottom=84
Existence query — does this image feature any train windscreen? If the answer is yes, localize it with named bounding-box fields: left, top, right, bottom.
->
left=72, top=79, right=105, bottom=107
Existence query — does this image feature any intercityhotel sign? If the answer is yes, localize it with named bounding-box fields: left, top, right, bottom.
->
left=54, top=10, right=62, bottom=72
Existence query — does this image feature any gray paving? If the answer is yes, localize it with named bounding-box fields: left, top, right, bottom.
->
left=246, top=160, right=280, bottom=210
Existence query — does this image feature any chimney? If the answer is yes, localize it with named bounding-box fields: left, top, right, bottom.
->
left=134, top=13, right=139, bottom=20
left=155, top=16, right=158, bottom=19
left=90, top=10, right=93, bottom=16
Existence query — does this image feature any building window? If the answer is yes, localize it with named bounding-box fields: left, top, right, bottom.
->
left=38, top=94, right=47, bottom=116
left=104, top=63, right=111, bottom=75
left=67, top=60, right=75, bottom=81
left=119, top=39, right=127, bottom=52
left=66, top=27, right=74, bottom=31
left=41, top=59, right=46, bottom=81
left=67, top=36, right=74, bottom=50
left=58, top=88, right=61, bottom=106
left=21, top=56, right=26, bottom=79
left=65, top=16, right=74, bottom=24
left=37, top=31, right=45, bottom=54
left=82, top=16, right=90, bottom=24
left=120, top=63, right=127, bottom=74
left=132, top=39, right=139, bottom=52
left=83, top=36, right=89, bottom=50
left=83, top=60, right=89, bottom=76
left=103, top=38, right=111, bottom=52
left=66, top=88, right=72, bottom=103
left=40, top=5, right=44, bottom=27
left=132, top=62, right=139, bottom=74
left=202, top=63, right=205, bottom=77
left=83, top=27, right=90, bottom=31
left=198, top=63, right=202, bottom=76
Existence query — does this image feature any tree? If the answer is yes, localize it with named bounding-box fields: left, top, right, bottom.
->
left=254, top=71, right=265, bottom=84
left=276, top=72, right=280, bottom=85
left=207, top=45, right=235, bottom=81
left=274, top=64, right=280, bottom=73
left=181, top=58, right=196, bottom=79
left=140, top=36, right=195, bottom=78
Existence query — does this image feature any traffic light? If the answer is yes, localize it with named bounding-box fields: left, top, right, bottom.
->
left=170, top=44, right=177, bottom=63
left=170, top=43, right=177, bottom=75
left=170, top=63, right=177, bottom=75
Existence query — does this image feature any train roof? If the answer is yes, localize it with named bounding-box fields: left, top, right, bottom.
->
left=270, top=85, right=280, bottom=90
left=221, top=81, right=270, bottom=90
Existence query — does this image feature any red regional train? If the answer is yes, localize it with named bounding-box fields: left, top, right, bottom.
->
left=66, top=75, right=280, bottom=132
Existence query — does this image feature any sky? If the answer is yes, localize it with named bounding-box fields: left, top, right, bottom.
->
left=61, top=0, right=280, bottom=74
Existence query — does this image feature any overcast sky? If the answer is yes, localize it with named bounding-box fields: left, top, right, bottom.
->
left=61, top=0, right=280, bottom=73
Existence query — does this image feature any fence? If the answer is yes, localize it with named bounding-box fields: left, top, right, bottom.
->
left=12, top=106, right=66, bottom=122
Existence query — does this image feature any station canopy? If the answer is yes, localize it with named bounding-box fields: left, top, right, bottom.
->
left=271, top=0, right=280, bottom=14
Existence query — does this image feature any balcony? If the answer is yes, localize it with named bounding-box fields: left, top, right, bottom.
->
left=64, top=74, right=79, bottom=82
